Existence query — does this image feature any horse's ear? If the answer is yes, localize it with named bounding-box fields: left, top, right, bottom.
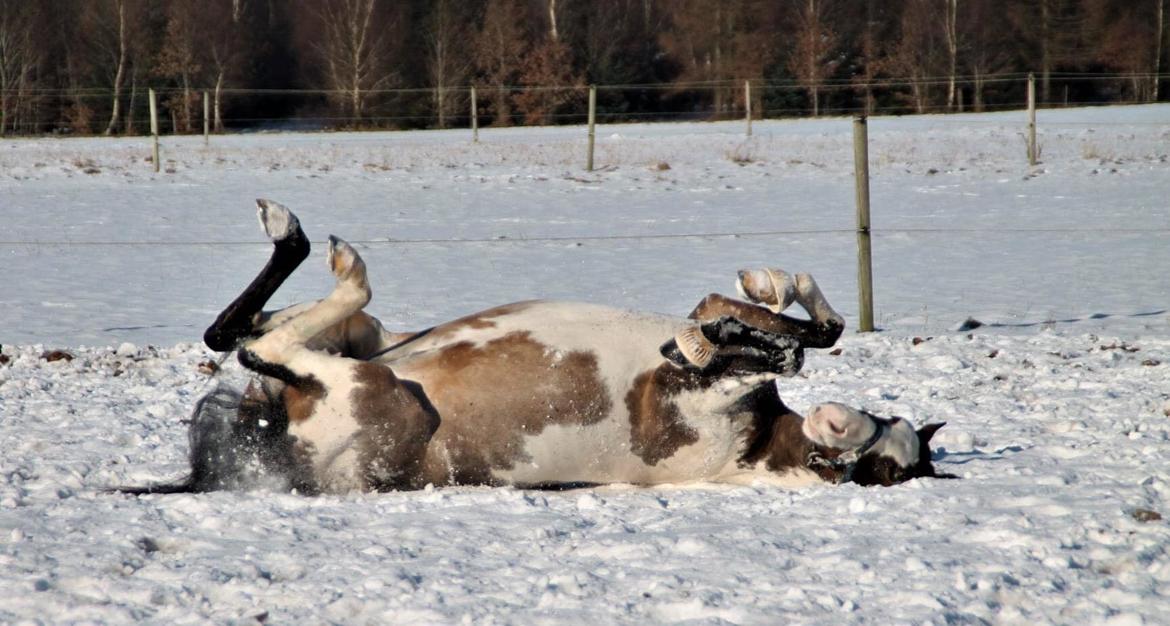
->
left=917, top=422, right=946, bottom=444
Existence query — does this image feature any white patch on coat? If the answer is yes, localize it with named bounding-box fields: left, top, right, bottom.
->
left=280, top=352, right=366, bottom=491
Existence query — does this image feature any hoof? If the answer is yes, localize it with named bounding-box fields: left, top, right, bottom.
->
left=256, top=199, right=301, bottom=242
left=327, top=235, right=366, bottom=282
left=673, top=326, right=716, bottom=368
left=736, top=269, right=796, bottom=313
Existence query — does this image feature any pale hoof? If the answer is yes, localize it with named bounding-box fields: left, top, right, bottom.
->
left=255, top=199, right=301, bottom=242
left=327, top=235, right=366, bottom=282
left=736, top=268, right=797, bottom=313
left=674, top=326, right=716, bottom=368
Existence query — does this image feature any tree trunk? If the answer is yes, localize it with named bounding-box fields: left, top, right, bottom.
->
left=495, top=83, right=510, bottom=126
left=104, top=0, right=127, bottom=135
left=182, top=74, right=192, bottom=133
left=1040, top=0, right=1051, bottom=103
left=973, top=72, right=985, bottom=112
left=124, top=67, right=137, bottom=134
left=214, top=71, right=224, bottom=131
left=548, top=0, right=558, bottom=42
left=945, top=0, right=958, bottom=111
left=1155, top=0, right=1164, bottom=101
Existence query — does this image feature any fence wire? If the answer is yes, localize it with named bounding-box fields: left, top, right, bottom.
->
left=2, top=72, right=1167, bottom=134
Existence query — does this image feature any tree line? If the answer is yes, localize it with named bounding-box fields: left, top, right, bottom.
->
left=0, top=0, right=1165, bottom=135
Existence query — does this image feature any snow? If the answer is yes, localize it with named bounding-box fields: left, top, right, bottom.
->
left=2, top=105, right=1169, bottom=623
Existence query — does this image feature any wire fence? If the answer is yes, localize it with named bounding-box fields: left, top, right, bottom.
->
left=1, top=72, right=1167, bottom=134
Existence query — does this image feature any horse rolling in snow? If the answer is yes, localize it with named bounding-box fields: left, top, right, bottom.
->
left=130, top=200, right=952, bottom=495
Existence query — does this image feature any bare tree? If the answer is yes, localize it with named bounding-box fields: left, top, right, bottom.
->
left=425, top=0, right=472, bottom=128
left=311, top=0, right=396, bottom=125
left=963, top=0, right=1014, bottom=112
left=0, top=1, right=42, bottom=135
left=943, top=0, right=958, bottom=110
left=76, top=0, right=145, bottom=135
left=514, top=37, right=583, bottom=125
left=660, top=0, right=769, bottom=117
left=1154, top=0, right=1164, bottom=101
left=158, top=0, right=203, bottom=133
left=883, top=0, right=943, bottom=113
left=788, top=0, right=838, bottom=116
left=201, top=0, right=251, bottom=131
left=475, top=0, right=528, bottom=126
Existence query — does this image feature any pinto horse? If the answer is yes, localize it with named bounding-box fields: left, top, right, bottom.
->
left=129, top=200, right=951, bottom=494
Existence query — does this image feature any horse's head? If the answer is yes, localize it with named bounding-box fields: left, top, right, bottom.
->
left=802, top=402, right=956, bottom=486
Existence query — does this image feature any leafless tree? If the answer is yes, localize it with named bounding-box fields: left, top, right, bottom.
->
left=1156, top=0, right=1165, bottom=101
left=201, top=0, right=251, bottom=131
left=943, top=0, right=958, bottom=110
left=76, top=0, right=145, bottom=135
left=311, top=0, right=396, bottom=125
left=660, top=0, right=769, bottom=117
left=788, top=0, right=838, bottom=116
left=476, top=0, right=528, bottom=126
left=962, top=0, right=1013, bottom=112
left=884, top=0, right=943, bottom=113
left=0, top=1, right=41, bottom=135
left=425, top=0, right=472, bottom=128
left=158, top=0, right=203, bottom=132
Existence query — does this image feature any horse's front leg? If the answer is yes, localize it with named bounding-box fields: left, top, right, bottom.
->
left=692, top=270, right=845, bottom=349
left=662, top=270, right=844, bottom=373
left=204, top=199, right=311, bottom=352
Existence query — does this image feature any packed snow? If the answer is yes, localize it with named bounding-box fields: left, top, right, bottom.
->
left=2, top=106, right=1169, bottom=624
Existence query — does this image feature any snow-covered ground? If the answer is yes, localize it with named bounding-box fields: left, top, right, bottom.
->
left=1, top=106, right=1169, bottom=623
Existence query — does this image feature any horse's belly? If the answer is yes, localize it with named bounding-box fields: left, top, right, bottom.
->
left=489, top=407, right=745, bottom=487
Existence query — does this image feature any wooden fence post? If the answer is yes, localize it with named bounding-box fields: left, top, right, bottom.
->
left=148, top=88, right=160, bottom=173
left=203, top=90, right=210, bottom=144
left=1027, top=73, right=1038, bottom=166
left=470, top=86, right=479, bottom=143
left=853, top=116, right=874, bottom=332
left=745, top=80, right=753, bottom=137
left=586, top=85, right=596, bottom=171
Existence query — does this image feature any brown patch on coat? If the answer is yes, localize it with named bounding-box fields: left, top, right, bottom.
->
left=408, top=330, right=612, bottom=485
left=624, top=365, right=706, bottom=466
left=281, top=376, right=326, bottom=424
left=349, top=362, right=440, bottom=490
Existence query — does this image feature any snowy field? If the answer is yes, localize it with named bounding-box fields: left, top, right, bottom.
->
left=2, top=106, right=1169, bottom=623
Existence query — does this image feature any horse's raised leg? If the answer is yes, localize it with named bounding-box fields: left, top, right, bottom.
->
left=690, top=270, right=845, bottom=349
left=204, top=199, right=310, bottom=352
left=238, top=237, right=437, bottom=492
left=663, top=270, right=845, bottom=373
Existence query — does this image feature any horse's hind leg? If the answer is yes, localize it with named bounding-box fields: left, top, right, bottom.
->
left=242, top=236, right=371, bottom=366
left=204, top=199, right=310, bottom=352
left=238, top=237, right=436, bottom=491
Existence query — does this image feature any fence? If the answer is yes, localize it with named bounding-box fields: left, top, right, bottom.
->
left=2, top=72, right=1166, bottom=134
left=4, top=73, right=1169, bottom=338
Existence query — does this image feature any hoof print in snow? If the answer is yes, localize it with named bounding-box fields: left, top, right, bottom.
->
left=1132, top=508, right=1162, bottom=523
left=41, top=350, right=74, bottom=363
left=1141, top=359, right=1161, bottom=367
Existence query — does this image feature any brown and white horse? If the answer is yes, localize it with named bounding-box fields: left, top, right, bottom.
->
left=131, top=200, right=952, bottom=495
